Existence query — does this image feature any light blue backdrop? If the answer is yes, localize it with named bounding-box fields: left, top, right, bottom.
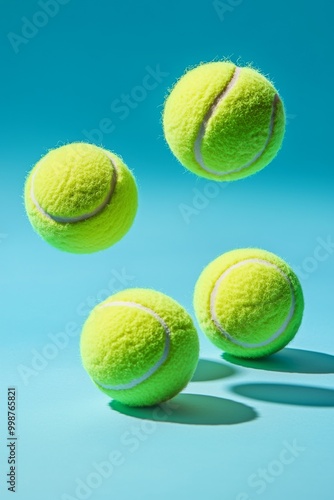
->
left=0, top=1, right=333, bottom=499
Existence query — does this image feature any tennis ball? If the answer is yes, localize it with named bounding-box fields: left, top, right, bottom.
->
left=24, top=143, right=138, bottom=254
left=80, top=289, right=200, bottom=407
left=163, top=61, right=285, bottom=181
left=194, top=249, right=304, bottom=358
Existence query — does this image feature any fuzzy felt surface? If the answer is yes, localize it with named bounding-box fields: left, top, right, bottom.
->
left=24, top=143, right=138, bottom=254
left=80, top=289, right=199, bottom=407
left=163, top=62, right=285, bottom=181
left=194, top=249, right=304, bottom=358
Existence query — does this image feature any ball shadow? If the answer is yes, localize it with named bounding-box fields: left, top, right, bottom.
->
left=231, top=383, right=334, bottom=407
left=110, top=393, right=258, bottom=426
left=191, top=358, right=236, bottom=382
left=223, top=348, right=334, bottom=374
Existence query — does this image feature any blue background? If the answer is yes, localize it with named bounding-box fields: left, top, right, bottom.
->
left=1, top=1, right=333, bottom=499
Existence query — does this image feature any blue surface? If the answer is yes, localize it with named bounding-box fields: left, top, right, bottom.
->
left=1, top=1, right=333, bottom=499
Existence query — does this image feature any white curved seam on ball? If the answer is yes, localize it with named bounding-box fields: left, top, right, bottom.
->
left=93, top=301, right=171, bottom=391
left=194, top=66, right=240, bottom=175
left=194, top=66, right=280, bottom=176
left=210, top=258, right=296, bottom=348
left=30, top=153, right=117, bottom=223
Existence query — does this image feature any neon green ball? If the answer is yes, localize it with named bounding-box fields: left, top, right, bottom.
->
left=24, top=143, right=138, bottom=254
left=163, top=61, right=285, bottom=181
left=194, top=249, right=304, bottom=358
left=80, top=289, right=200, bottom=407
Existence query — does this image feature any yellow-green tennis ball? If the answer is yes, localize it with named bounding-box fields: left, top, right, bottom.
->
left=80, top=289, right=200, bottom=407
left=24, top=143, right=138, bottom=254
left=194, top=249, right=304, bottom=358
left=163, top=61, right=285, bottom=181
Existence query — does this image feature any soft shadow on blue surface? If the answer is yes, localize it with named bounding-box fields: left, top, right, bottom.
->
left=110, top=394, right=258, bottom=425
left=191, top=358, right=237, bottom=382
left=231, top=383, right=334, bottom=407
left=223, top=348, right=334, bottom=374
